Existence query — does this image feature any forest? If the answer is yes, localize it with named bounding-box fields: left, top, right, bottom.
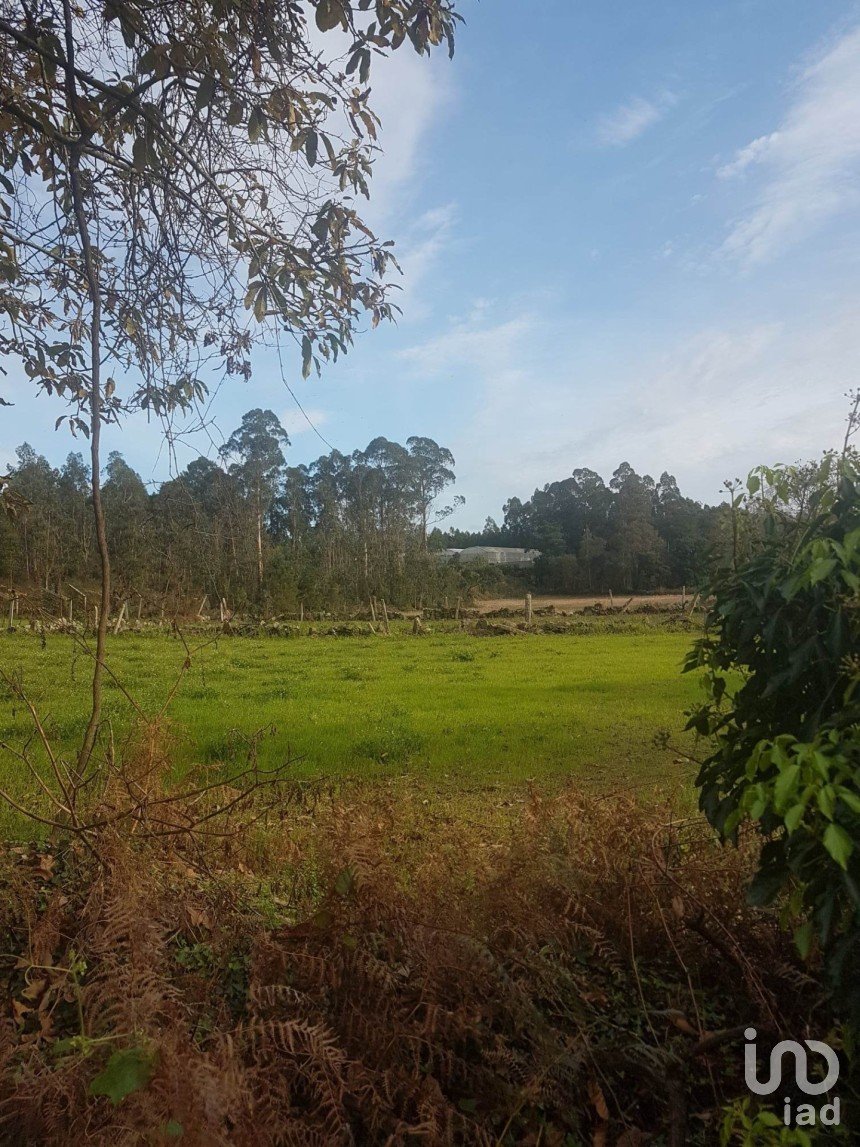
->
left=1, top=407, right=727, bottom=612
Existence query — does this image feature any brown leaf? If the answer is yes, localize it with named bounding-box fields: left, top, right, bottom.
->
left=668, top=1012, right=699, bottom=1037
left=21, top=978, right=46, bottom=1001
left=12, top=999, right=31, bottom=1025
left=187, top=905, right=212, bottom=930
left=588, top=1077, right=610, bottom=1120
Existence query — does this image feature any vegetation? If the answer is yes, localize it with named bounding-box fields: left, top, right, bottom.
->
left=2, top=422, right=734, bottom=612
left=0, top=0, right=461, bottom=772
left=0, top=623, right=700, bottom=836
left=0, top=0, right=853, bottom=1138
left=687, top=447, right=860, bottom=1032
left=0, top=779, right=826, bottom=1144
left=445, top=462, right=727, bottom=594
left=1, top=418, right=469, bottom=613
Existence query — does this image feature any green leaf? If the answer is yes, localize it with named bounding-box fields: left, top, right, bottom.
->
left=808, top=557, right=837, bottom=585
left=823, top=823, right=854, bottom=870
left=774, top=763, right=800, bottom=812
left=794, top=919, right=814, bottom=959
left=89, top=1046, right=157, bottom=1105
left=837, top=789, right=860, bottom=816
left=817, top=785, right=836, bottom=821
left=784, top=801, right=806, bottom=834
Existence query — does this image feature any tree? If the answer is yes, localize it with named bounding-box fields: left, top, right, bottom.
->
left=7, top=444, right=61, bottom=588
left=406, top=436, right=458, bottom=547
left=0, top=0, right=460, bottom=771
left=220, top=409, right=289, bottom=590
left=101, top=451, right=153, bottom=595
left=608, top=463, right=662, bottom=591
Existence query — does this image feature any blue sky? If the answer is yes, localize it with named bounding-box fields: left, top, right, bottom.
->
left=3, top=0, right=860, bottom=528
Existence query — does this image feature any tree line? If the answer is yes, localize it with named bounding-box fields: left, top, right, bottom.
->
left=1, top=408, right=737, bottom=611
left=442, top=463, right=728, bottom=595
left=0, top=409, right=471, bottom=614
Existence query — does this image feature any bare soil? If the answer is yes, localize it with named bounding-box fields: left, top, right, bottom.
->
left=475, top=592, right=689, bottom=614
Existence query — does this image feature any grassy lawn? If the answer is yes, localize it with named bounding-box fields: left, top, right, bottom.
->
left=0, top=626, right=703, bottom=826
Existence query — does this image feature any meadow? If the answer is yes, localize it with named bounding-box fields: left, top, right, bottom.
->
left=0, top=620, right=702, bottom=834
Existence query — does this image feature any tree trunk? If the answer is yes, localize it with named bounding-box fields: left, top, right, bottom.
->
left=256, top=495, right=264, bottom=589
left=64, top=1, right=109, bottom=781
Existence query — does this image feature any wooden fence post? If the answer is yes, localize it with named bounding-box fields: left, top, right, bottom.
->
left=113, top=600, right=128, bottom=635
left=524, top=593, right=532, bottom=624
left=381, top=599, right=390, bottom=635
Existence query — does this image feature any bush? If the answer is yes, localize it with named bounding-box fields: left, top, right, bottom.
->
left=685, top=451, right=860, bottom=1019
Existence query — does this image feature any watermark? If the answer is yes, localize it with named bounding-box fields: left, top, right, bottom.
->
left=744, top=1027, right=841, bottom=1127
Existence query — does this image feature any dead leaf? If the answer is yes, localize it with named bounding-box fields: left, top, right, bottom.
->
left=187, top=905, right=212, bottom=930
left=667, top=1012, right=699, bottom=1037
left=588, top=1077, right=610, bottom=1120
left=12, top=999, right=31, bottom=1025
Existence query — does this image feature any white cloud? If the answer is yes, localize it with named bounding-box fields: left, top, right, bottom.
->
left=357, top=49, right=455, bottom=226
left=394, top=202, right=458, bottom=320
left=717, top=133, right=781, bottom=179
left=400, top=298, right=855, bottom=524
left=720, top=23, right=860, bottom=264
left=280, top=407, right=330, bottom=436
left=597, top=94, right=675, bottom=146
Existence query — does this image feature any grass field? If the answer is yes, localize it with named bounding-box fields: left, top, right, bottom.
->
left=0, top=624, right=703, bottom=827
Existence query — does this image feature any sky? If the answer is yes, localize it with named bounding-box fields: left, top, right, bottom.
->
left=3, top=0, right=860, bottom=529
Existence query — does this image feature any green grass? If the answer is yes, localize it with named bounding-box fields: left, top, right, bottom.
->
left=0, top=627, right=704, bottom=832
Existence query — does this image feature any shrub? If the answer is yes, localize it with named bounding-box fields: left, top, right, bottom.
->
left=685, top=451, right=860, bottom=1019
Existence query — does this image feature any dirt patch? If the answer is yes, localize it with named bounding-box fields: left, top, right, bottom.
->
left=476, top=593, right=691, bottom=615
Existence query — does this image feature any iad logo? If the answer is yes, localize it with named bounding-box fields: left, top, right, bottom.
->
left=744, top=1027, right=841, bottom=1127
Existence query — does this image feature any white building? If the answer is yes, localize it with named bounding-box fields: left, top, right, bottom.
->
left=441, top=546, right=541, bottom=566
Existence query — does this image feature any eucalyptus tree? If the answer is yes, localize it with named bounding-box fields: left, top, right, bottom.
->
left=406, top=435, right=459, bottom=547
left=0, top=0, right=460, bottom=770
left=220, top=408, right=289, bottom=588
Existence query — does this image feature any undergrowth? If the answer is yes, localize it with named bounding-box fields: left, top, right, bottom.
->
left=0, top=777, right=840, bottom=1145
